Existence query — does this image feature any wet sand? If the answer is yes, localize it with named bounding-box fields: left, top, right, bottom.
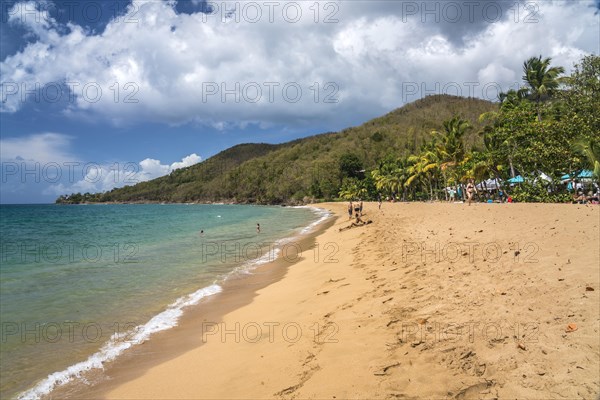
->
left=90, top=202, right=598, bottom=399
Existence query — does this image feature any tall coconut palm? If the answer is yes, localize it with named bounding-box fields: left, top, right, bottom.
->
left=572, top=138, right=600, bottom=184
left=441, top=116, right=471, bottom=163
left=522, top=55, right=565, bottom=121
left=433, top=116, right=471, bottom=186
left=406, top=150, right=439, bottom=200
left=371, top=158, right=409, bottom=200
left=476, top=128, right=506, bottom=182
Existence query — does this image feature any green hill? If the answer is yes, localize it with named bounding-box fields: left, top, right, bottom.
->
left=57, top=95, right=497, bottom=204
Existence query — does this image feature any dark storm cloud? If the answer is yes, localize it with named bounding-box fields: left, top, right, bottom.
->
left=341, top=0, right=568, bottom=46
left=1, top=0, right=596, bottom=125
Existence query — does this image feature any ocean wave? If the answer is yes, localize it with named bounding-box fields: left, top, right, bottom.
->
left=18, top=207, right=330, bottom=399
left=299, top=207, right=332, bottom=234
left=18, top=284, right=222, bottom=400
left=227, top=207, right=331, bottom=276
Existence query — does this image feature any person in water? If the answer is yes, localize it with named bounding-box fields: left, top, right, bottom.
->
left=256, top=223, right=260, bottom=234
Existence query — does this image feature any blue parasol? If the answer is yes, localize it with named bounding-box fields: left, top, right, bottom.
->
left=507, top=175, right=524, bottom=183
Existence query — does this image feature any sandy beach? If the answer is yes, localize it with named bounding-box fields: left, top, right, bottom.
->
left=96, top=202, right=599, bottom=399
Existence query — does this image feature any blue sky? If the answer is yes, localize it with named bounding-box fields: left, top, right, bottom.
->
left=1, top=0, right=599, bottom=203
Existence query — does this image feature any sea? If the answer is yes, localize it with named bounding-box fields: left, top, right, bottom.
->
left=0, top=203, right=329, bottom=399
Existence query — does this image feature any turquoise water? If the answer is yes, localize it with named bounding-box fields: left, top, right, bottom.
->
left=0, top=204, right=325, bottom=399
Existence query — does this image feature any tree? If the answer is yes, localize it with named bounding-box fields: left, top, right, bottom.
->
left=522, top=55, right=565, bottom=121
left=498, top=88, right=529, bottom=110
left=558, top=54, right=600, bottom=143
left=572, top=138, right=600, bottom=184
left=338, top=153, right=364, bottom=182
left=406, top=148, right=440, bottom=200
left=338, top=177, right=368, bottom=200
left=433, top=115, right=471, bottom=188
left=371, top=156, right=409, bottom=200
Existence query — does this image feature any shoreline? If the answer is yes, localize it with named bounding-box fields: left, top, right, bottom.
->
left=52, top=200, right=326, bottom=206
left=29, top=202, right=600, bottom=399
left=98, top=202, right=598, bottom=399
left=31, top=207, right=334, bottom=400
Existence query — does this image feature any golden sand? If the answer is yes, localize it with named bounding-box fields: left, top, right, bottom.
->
left=99, top=202, right=599, bottom=399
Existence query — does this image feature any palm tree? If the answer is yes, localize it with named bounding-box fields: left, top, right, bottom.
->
left=372, top=157, right=409, bottom=200
left=433, top=116, right=472, bottom=186
left=498, top=88, right=529, bottom=110
left=406, top=149, right=439, bottom=200
left=572, top=138, right=600, bottom=185
left=441, top=116, right=470, bottom=163
left=522, top=55, right=565, bottom=121
left=338, top=178, right=367, bottom=201
left=477, top=128, right=506, bottom=182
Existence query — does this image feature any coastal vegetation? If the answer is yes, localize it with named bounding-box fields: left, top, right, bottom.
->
left=57, top=54, right=599, bottom=205
left=368, top=54, right=599, bottom=203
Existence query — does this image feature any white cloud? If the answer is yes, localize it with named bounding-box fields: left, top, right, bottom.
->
left=137, top=153, right=201, bottom=181
left=1, top=0, right=597, bottom=127
left=0, top=132, right=76, bottom=164
left=0, top=130, right=201, bottom=198
left=135, top=153, right=202, bottom=183
left=170, top=153, right=202, bottom=170
left=46, top=153, right=202, bottom=195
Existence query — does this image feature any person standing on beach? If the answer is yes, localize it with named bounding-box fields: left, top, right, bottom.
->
left=348, top=201, right=353, bottom=220
left=377, top=193, right=382, bottom=210
left=256, top=223, right=260, bottom=234
left=448, top=187, right=456, bottom=202
left=466, top=179, right=477, bottom=206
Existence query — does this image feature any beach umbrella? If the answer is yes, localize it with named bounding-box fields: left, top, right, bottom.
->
left=561, top=173, right=571, bottom=180
left=507, top=175, right=524, bottom=183
left=577, top=170, right=593, bottom=178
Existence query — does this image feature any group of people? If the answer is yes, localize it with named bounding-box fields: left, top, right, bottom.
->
left=447, top=179, right=513, bottom=205
left=340, top=200, right=372, bottom=232
left=446, top=179, right=479, bottom=205
left=573, top=190, right=600, bottom=204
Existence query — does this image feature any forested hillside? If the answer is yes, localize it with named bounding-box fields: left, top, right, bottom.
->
left=57, top=95, right=496, bottom=204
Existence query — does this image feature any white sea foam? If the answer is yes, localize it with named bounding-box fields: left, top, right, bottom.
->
left=18, top=207, right=331, bottom=400
left=225, top=238, right=284, bottom=278
left=298, top=207, right=332, bottom=234
left=231, top=207, right=331, bottom=275
left=18, top=284, right=222, bottom=400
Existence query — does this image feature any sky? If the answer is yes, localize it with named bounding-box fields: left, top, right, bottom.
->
left=0, top=0, right=598, bottom=203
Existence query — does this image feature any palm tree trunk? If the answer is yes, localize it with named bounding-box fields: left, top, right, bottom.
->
left=508, top=155, right=516, bottom=178
left=428, top=180, right=432, bottom=201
